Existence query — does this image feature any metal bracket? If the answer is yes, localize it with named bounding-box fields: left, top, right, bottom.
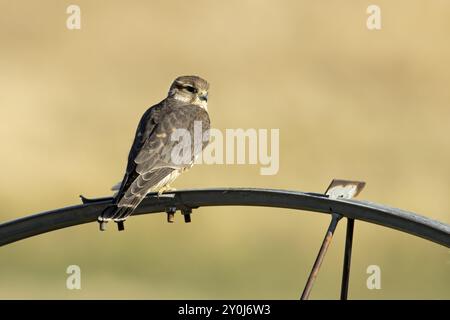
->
left=165, top=205, right=195, bottom=224
left=182, top=208, right=192, bottom=223
left=116, top=221, right=125, bottom=231
left=165, top=206, right=177, bottom=223
left=325, top=179, right=365, bottom=200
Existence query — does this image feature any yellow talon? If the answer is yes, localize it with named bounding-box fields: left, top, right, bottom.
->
left=157, top=185, right=176, bottom=197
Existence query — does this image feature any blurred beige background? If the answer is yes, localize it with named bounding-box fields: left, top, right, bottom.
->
left=0, top=1, right=449, bottom=299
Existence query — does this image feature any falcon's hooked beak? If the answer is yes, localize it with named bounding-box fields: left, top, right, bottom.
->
left=199, top=92, right=208, bottom=102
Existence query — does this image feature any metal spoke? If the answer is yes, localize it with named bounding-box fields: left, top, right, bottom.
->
left=340, top=218, right=355, bottom=300
left=300, top=212, right=342, bottom=300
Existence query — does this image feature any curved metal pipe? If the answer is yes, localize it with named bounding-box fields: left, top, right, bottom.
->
left=0, top=188, right=449, bottom=247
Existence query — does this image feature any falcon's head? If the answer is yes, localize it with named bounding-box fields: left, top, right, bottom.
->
left=168, top=75, right=209, bottom=110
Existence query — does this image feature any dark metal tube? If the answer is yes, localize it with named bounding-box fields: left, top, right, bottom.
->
left=340, top=218, right=355, bottom=300
left=300, top=213, right=342, bottom=300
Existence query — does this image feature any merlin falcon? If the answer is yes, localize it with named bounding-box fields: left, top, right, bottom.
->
left=99, top=76, right=210, bottom=231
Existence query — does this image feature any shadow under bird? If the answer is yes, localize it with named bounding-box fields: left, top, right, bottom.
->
left=98, top=75, right=211, bottom=231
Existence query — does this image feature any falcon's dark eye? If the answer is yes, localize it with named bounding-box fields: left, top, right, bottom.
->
left=184, top=85, right=198, bottom=94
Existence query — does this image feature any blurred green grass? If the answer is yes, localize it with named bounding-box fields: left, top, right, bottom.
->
left=0, top=0, right=449, bottom=299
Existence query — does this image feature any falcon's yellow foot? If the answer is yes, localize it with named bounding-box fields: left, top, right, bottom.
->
left=157, top=185, right=176, bottom=197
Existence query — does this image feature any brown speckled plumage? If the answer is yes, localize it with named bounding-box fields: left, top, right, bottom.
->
left=99, top=76, right=210, bottom=230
